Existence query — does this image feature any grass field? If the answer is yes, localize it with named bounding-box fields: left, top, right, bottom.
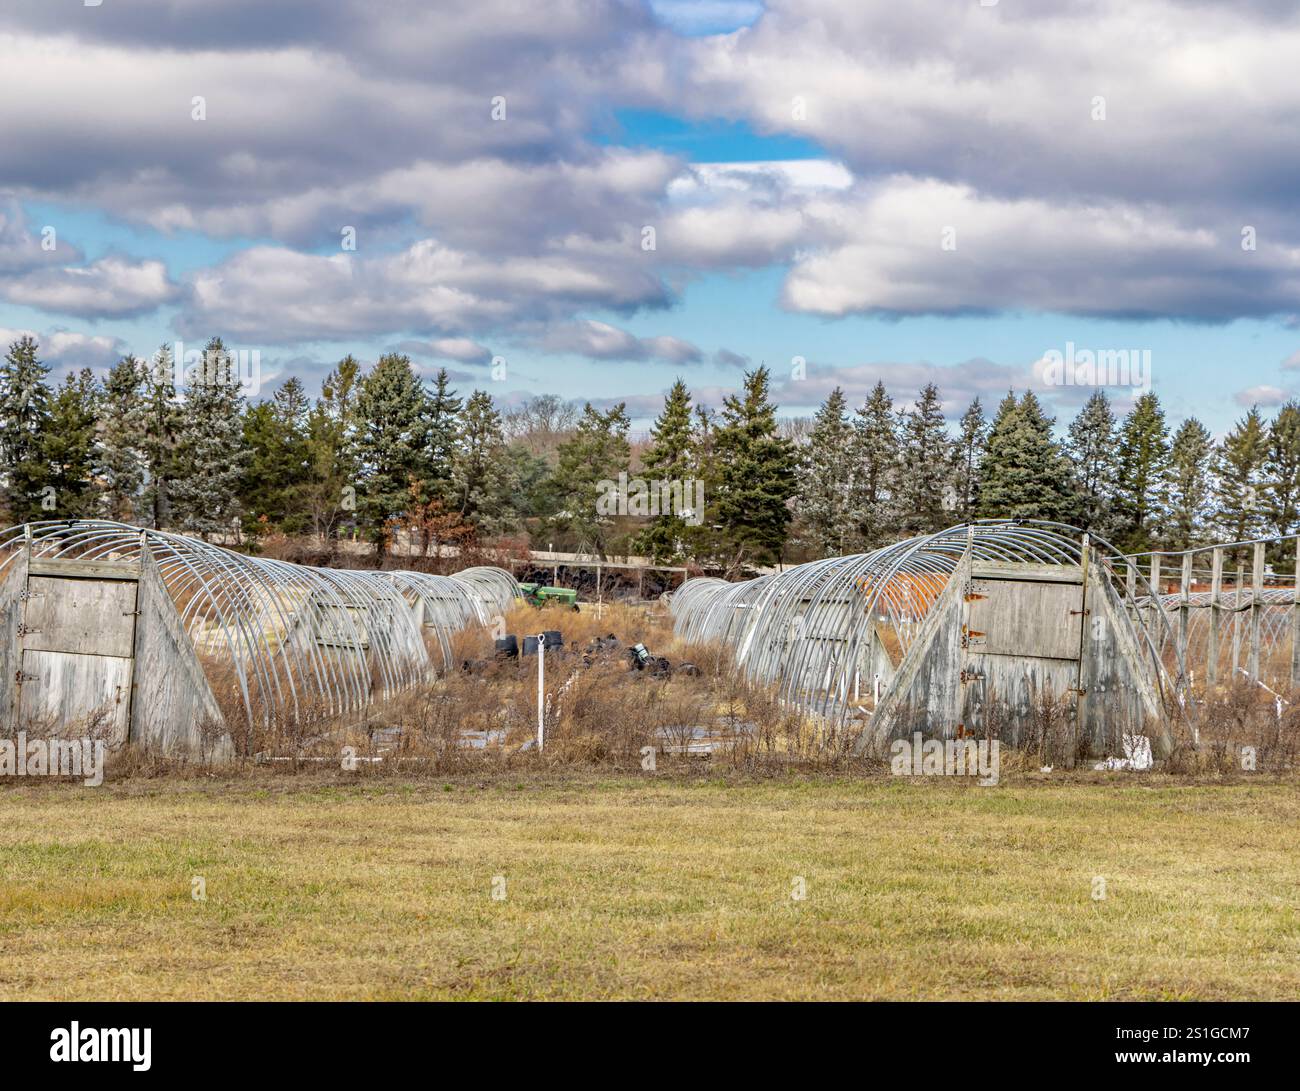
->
left=1, top=771, right=1298, bottom=1000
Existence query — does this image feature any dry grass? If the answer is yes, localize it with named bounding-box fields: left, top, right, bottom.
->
left=0, top=772, right=1297, bottom=1000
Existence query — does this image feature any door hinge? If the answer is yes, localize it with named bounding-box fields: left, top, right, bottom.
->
left=14, top=670, right=36, bottom=683
left=1069, top=608, right=1091, bottom=617
left=16, top=624, right=40, bottom=637
left=959, top=668, right=985, bottom=684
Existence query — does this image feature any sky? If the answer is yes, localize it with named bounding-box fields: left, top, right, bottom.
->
left=2, top=0, right=1300, bottom=437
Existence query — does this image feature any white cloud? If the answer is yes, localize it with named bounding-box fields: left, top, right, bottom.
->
left=1235, top=384, right=1290, bottom=407
left=3, top=256, right=178, bottom=318
left=540, top=320, right=702, bottom=364
left=0, top=326, right=125, bottom=371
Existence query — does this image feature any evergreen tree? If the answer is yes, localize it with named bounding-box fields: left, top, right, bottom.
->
left=712, top=366, right=797, bottom=568
left=1263, top=401, right=1300, bottom=569
left=1164, top=417, right=1214, bottom=551
left=99, top=356, right=146, bottom=522
left=1213, top=406, right=1269, bottom=547
left=352, top=352, right=428, bottom=554
left=139, top=343, right=182, bottom=530
left=43, top=369, right=101, bottom=519
left=0, top=336, right=53, bottom=522
left=304, top=355, right=360, bottom=542
left=796, top=387, right=856, bottom=557
left=895, top=382, right=952, bottom=536
left=549, top=402, right=631, bottom=557
left=452, top=390, right=515, bottom=535
left=636, top=379, right=696, bottom=563
left=1066, top=390, right=1119, bottom=536
left=1113, top=392, right=1171, bottom=553
left=851, top=381, right=900, bottom=549
left=423, top=368, right=462, bottom=509
left=686, top=404, right=723, bottom=560
left=241, top=377, right=312, bottom=537
left=171, top=337, right=249, bottom=539
left=976, top=391, right=1074, bottom=519
left=952, top=397, right=988, bottom=522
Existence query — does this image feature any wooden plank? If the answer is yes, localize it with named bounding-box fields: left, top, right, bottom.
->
left=1292, top=538, right=1300, bottom=688
left=969, top=561, right=1083, bottom=584
left=1249, top=541, right=1265, bottom=680
left=966, top=577, right=1084, bottom=660
left=1207, top=547, right=1223, bottom=688
left=132, top=553, right=231, bottom=760
left=1147, top=553, right=1162, bottom=643
left=1178, top=552, right=1192, bottom=669
left=22, top=576, right=138, bottom=658
left=0, top=551, right=28, bottom=725
left=1232, top=562, right=1244, bottom=676
left=17, top=648, right=131, bottom=740
left=28, top=557, right=141, bottom=581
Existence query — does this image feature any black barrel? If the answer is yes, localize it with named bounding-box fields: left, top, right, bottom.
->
left=494, top=635, right=518, bottom=659
left=542, top=630, right=563, bottom=648
left=522, top=635, right=540, bottom=657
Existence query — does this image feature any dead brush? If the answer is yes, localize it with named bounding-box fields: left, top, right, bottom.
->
left=1169, top=679, right=1300, bottom=773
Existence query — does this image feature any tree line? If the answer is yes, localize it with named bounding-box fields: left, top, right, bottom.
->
left=0, top=335, right=1291, bottom=571
left=792, top=381, right=1294, bottom=567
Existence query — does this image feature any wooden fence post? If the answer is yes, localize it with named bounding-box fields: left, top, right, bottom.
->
left=1178, top=552, right=1192, bottom=673
left=1291, top=538, right=1300, bottom=690
left=1207, top=547, right=1223, bottom=688
left=1249, top=542, right=1265, bottom=681
left=1148, top=553, right=1162, bottom=643
left=1232, top=561, right=1245, bottom=676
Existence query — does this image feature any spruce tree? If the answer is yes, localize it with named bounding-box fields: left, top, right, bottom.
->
left=43, top=369, right=101, bottom=519
left=99, top=356, right=146, bottom=522
left=1066, top=390, right=1119, bottom=536
left=712, top=366, right=797, bottom=568
left=976, top=391, right=1074, bottom=520
left=895, top=382, right=952, bottom=536
left=139, top=343, right=182, bottom=530
left=452, top=390, right=515, bottom=536
left=687, top=404, right=722, bottom=560
left=795, top=387, right=856, bottom=557
left=1264, top=401, right=1300, bottom=569
left=240, top=377, right=312, bottom=538
left=352, top=352, right=428, bottom=554
left=0, top=336, right=53, bottom=522
left=304, top=355, right=360, bottom=542
left=1164, top=417, right=1213, bottom=550
left=1213, top=406, right=1269, bottom=545
left=636, top=379, right=696, bottom=563
left=952, top=397, right=988, bottom=522
left=423, top=368, right=462, bottom=509
left=548, top=402, right=631, bottom=557
left=851, top=380, right=900, bottom=549
left=171, top=337, right=249, bottom=540
left=1113, top=392, right=1171, bottom=552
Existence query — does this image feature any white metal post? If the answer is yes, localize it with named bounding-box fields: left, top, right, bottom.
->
left=536, top=632, right=546, bottom=752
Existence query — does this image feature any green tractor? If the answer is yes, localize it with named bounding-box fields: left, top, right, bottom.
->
left=518, top=582, right=580, bottom=610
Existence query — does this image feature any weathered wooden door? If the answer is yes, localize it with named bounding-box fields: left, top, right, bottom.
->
left=960, top=562, right=1088, bottom=743
left=16, top=573, right=138, bottom=741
